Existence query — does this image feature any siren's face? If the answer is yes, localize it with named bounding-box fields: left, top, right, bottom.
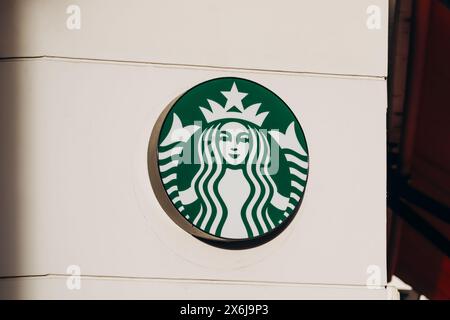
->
left=218, top=122, right=250, bottom=167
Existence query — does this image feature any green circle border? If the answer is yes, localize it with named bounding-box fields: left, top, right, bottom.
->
left=150, top=77, right=310, bottom=249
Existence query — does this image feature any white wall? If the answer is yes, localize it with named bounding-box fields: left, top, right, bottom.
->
left=0, top=0, right=390, bottom=299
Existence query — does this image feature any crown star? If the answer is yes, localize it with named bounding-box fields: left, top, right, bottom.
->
left=199, top=82, right=269, bottom=127
left=221, top=82, right=248, bottom=112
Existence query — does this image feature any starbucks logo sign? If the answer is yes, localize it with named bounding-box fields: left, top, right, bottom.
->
left=148, top=78, right=309, bottom=247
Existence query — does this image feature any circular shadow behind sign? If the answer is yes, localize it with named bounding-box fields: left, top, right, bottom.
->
left=148, top=77, right=309, bottom=249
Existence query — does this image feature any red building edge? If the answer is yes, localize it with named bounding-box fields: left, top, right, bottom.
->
left=388, top=0, right=450, bottom=299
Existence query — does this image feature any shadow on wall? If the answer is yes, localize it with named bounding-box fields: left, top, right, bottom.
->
left=0, top=1, right=24, bottom=299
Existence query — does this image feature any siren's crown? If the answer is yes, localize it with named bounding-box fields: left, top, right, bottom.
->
left=199, top=82, right=269, bottom=127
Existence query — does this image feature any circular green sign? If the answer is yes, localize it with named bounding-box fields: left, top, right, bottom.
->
left=149, top=77, right=309, bottom=246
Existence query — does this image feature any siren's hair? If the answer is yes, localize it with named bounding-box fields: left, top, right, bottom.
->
left=192, top=121, right=276, bottom=238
